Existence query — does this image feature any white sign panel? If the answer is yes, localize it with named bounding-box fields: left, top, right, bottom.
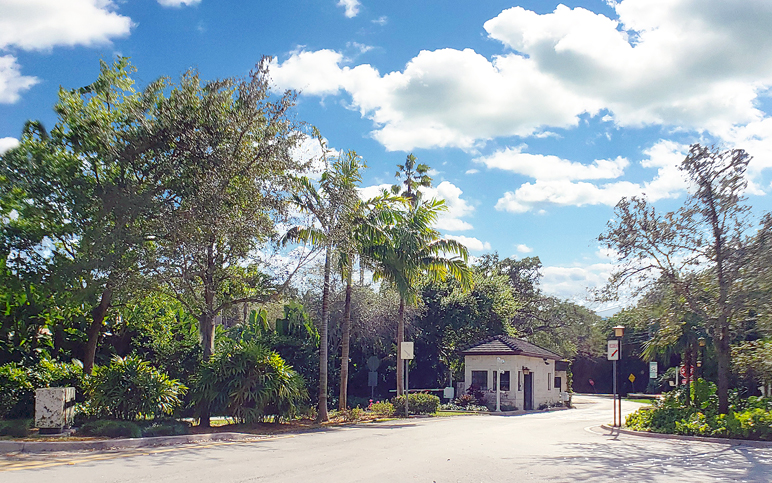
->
left=400, top=342, right=414, bottom=360
left=607, top=340, right=619, bottom=361
left=649, top=361, right=658, bottom=379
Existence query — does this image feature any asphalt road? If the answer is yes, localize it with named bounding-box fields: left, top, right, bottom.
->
left=2, top=395, right=771, bottom=482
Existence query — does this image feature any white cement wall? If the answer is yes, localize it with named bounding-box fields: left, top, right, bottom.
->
left=464, top=355, right=568, bottom=409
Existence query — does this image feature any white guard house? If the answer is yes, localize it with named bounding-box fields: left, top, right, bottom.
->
left=461, top=335, right=569, bottom=410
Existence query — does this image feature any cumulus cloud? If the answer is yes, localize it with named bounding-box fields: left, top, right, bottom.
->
left=540, top=263, right=612, bottom=302
left=358, top=181, right=475, bottom=232
left=0, top=56, right=38, bottom=103
left=337, top=0, right=360, bottom=18
left=444, top=234, right=491, bottom=252
left=494, top=140, right=689, bottom=213
left=0, top=0, right=132, bottom=51
left=270, top=0, right=772, bottom=151
left=516, top=244, right=533, bottom=254
left=157, top=0, right=201, bottom=6
left=0, top=136, right=20, bottom=154
left=372, top=16, right=388, bottom=26
left=475, top=147, right=628, bottom=180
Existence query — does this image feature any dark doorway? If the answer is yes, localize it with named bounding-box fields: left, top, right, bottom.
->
left=523, top=372, right=533, bottom=410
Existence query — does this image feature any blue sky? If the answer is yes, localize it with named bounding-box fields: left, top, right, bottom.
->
left=2, top=0, right=772, bottom=313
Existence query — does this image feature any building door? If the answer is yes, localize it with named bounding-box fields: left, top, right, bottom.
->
left=523, top=372, right=533, bottom=410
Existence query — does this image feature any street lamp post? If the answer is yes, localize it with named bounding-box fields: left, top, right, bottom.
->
left=613, top=325, right=625, bottom=427
left=698, top=336, right=706, bottom=379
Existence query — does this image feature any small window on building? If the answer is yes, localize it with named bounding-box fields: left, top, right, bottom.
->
left=555, top=376, right=562, bottom=391
left=517, top=371, right=522, bottom=391
left=471, top=370, right=488, bottom=390
left=548, top=373, right=552, bottom=390
left=500, top=371, right=510, bottom=391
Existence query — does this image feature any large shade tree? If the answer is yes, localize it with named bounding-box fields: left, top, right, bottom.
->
left=600, top=144, right=755, bottom=413
left=0, top=59, right=168, bottom=373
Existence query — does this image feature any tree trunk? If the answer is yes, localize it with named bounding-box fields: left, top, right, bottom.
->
left=317, top=246, right=332, bottom=422
left=84, top=286, right=112, bottom=374
left=339, top=270, right=353, bottom=410
left=396, top=296, right=405, bottom=396
left=716, top=322, right=730, bottom=414
left=198, top=312, right=215, bottom=428
left=684, top=345, right=692, bottom=407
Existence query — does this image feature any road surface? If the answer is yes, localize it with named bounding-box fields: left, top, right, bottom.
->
left=2, top=395, right=770, bottom=482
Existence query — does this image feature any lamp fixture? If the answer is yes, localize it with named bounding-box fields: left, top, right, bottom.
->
left=698, top=336, right=706, bottom=347
left=613, top=325, right=625, bottom=338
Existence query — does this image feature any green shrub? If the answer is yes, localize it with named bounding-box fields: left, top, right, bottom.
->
left=78, top=420, right=142, bottom=438
left=34, top=359, right=85, bottom=398
left=368, top=400, right=394, bottom=416
left=391, top=393, right=441, bottom=415
left=141, top=419, right=191, bottom=437
left=0, top=363, right=34, bottom=419
left=191, top=343, right=308, bottom=424
left=85, top=355, right=186, bottom=421
left=341, top=407, right=363, bottom=422
left=0, top=419, right=32, bottom=437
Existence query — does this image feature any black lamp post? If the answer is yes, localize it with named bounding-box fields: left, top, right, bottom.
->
left=613, top=325, right=625, bottom=427
left=698, top=336, right=706, bottom=379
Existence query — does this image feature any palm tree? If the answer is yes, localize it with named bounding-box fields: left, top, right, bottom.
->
left=392, top=153, right=432, bottom=207
left=366, top=196, right=473, bottom=396
left=285, top=149, right=364, bottom=422
left=337, top=193, right=403, bottom=409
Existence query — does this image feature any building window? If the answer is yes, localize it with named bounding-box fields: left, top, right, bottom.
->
left=471, top=370, right=488, bottom=390
left=500, top=371, right=510, bottom=391
left=517, top=371, right=522, bottom=391
left=548, top=373, right=552, bottom=390
left=555, top=376, right=562, bottom=391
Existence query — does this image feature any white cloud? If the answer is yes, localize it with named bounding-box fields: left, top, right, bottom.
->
left=0, top=136, right=19, bottom=154
left=270, top=1, right=772, bottom=152
left=0, top=56, right=37, bottom=103
left=289, top=134, right=340, bottom=180
left=337, top=0, right=360, bottom=18
left=358, top=180, right=475, bottom=232
left=475, top=146, right=628, bottom=180
left=0, top=0, right=132, bottom=51
left=465, top=169, right=479, bottom=175
left=516, top=244, right=533, bottom=253
left=494, top=140, right=689, bottom=213
left=541, top=263, right=612, bottom=302
left=157, top=0, right=201, bottom=6
left=444, top=234, right=491, bottom=252
left=372, top=16, right=388, bottom=26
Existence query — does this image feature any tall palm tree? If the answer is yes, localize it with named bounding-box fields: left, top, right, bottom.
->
left=285, top=149, right=364, bottom=422
left=337, top=193, right=403, bottom=409
left=366, top=196, right=473, bottom=396
left=392, top=153, right=432, bottom=207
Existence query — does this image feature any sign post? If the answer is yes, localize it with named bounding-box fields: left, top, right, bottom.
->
left=649, top=361, right=658, bottom=380
left=400, top=342, right=414, bottom=417
left=608, top=340, right=620, bottom=426
left=367, top=356, right=379, bottom=400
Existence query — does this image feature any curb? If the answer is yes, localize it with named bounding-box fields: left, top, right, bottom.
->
left=0, top=432, right=266, bottom=454
left=599, top=424, right=772, bottom=448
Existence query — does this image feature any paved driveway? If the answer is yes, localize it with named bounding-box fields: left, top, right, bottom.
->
left=2, top=395, right=770, bottom=482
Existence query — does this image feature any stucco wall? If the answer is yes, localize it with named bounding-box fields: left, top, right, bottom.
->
left=464, top=354, right=567, bottom=409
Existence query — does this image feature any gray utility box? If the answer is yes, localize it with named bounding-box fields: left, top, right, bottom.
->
left=35, top=387, right=76, bottom=434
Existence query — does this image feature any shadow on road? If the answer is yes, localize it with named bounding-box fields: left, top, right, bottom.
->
left=542, top=432, right=772, bottom=481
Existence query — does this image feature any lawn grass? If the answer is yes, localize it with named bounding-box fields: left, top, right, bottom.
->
left=626, top=398, right=656, bottom=404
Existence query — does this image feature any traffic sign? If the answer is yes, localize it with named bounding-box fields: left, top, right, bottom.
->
left=400, top=342, right=414, bottom=360
left=649, top=361, right=658, bottom=379
left=607, top=340, right=619, bottom=360
left=368, top=371, right=378, bottom=387
left=679, top=365, right=694, bottom=378
left=628, top=374, right=635, bottom=383
left=366, top=356, right=379, bottom=371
